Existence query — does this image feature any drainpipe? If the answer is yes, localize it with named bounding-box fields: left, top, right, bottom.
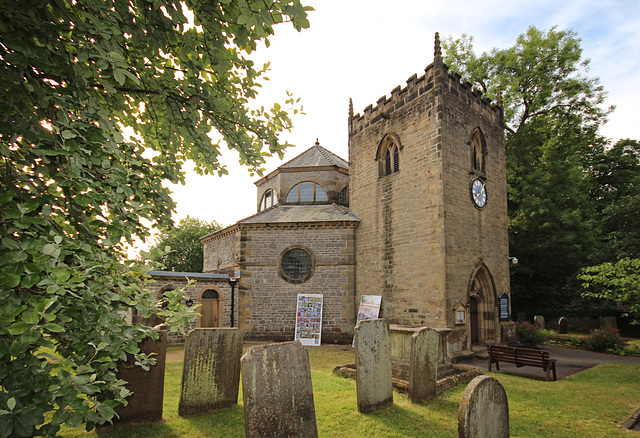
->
left=228, top=271, right=242, bottom=328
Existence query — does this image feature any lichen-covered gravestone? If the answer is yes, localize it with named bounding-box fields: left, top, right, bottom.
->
left=458, top=375, right=509, bottom=438
left=241, top=341, right=318, bottom=438
left=355, top=318, right=393, bottom=413
left=534, top=315, right=545, bottom=329
left=408, top=327, right=439, bottom=403
left=113, top=330, right=167, bottom=423
left=558, top=317, right=568, bottom=334
left=178, top=328, right=244, bottom=416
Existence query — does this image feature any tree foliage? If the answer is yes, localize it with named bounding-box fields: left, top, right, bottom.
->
left=150, top=216, right=222, bottom=272
left=0, top=0, right=310, bottom=435
left=443, top=26, right=611, bottom=313
left=589, top=139, right=640, bottom=260
left=579, top=258, right=640, bottom=324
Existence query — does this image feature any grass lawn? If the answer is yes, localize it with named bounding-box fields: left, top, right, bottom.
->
left=59, top=345, right=640, bottom=438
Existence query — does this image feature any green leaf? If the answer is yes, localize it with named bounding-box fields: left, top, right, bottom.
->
left=113, top=69, right=126, bottom=86
left=8, top=321, right=31, bottom=335
left=44, top=323, right=64, bottom=333
left=0, top=274, right=21, bottom=290
left=7, top=398, right=15, bottom=411
left=0, top=191, right=13, bottom=205
left=20, top=311, right=38, bottom=325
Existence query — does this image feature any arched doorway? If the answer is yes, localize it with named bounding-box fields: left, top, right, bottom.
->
left=468, top=263, right=496, bottom=346
left=198, top=287, right=222, bottom=328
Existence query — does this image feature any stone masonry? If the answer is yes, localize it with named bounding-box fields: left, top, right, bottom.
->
left=349, top=33, right=510, bottom=353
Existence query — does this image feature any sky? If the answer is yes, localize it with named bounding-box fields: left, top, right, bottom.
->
left=141, top=0, right=640, bottom=250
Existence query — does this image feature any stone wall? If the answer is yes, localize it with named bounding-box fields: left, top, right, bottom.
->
left=349, top=54, right=509, bottom=352
left=350, top=68, right=447, bottom=328
left=238, top=224, right=357, bottom=342
left=439, top=67, right=510, bottom=344
left=202, top=227, right=239, bottom=272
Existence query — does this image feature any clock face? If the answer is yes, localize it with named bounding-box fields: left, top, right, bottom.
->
left=471, top=178, right=487, bottom=208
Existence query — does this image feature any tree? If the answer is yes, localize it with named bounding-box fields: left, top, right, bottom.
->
left=589, top=139, right=640, bottom=261
left=150, top=216, right=222, bottom=272
left=579, top=258, right=640, bottom=324
left=443, top=26, right=611, bottom=314
left=0, top=1, right=310, bottom=436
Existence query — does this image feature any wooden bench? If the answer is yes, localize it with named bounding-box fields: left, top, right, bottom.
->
left=488, top=345, right=557, bottom=381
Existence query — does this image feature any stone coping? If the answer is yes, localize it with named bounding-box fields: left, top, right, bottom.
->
left=333, top=363, right=482, bottom=396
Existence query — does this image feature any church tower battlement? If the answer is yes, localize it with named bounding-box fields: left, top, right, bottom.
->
left=349, top=33, right=503, bottom=137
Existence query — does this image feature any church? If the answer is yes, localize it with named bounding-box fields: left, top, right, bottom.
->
left=194, top=34, right=511, bottom=356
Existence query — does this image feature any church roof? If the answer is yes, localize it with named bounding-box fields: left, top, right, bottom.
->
left=238, top=204, right=359, bottom=224
left=279, top=140, right=348, bottom=170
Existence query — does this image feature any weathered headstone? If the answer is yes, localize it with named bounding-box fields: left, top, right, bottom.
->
left=599, top=316, right=617, bottom=329
left=516, top=312, right=526, bottom=322
left=408, top=327, right=439, bottom=403
left=178, top=328, right=244, bottom=416
left=113, top=331, right=167, bottom=423
left=242, top=341, right=318, bottom=438
left=458, top=375, right=509, bottom=438
left=355, top=318, right=393, bottom=413
left=533, top=315, right=546, bottom=329
left=558, top=317, right=568, bottom=334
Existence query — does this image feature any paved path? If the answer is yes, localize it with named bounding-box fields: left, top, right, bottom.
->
left=469, top=345, right=640, bottom=381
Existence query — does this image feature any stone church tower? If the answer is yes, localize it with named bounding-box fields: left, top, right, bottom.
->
left=348, top=34, right=510, bottom=354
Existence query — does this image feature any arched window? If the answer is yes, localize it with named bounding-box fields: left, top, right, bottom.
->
left=470, top=128, right=487, bottom=173
left=286, top=182, right=328, bottom=203
left=259, top=189, right=276, bottom=211
left=338, top=185, right=348, bottom=206
left=377, top=133, right=401, bottom=177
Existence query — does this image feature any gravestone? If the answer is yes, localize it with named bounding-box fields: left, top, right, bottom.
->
left=355, top=318, right=393, bottom=413
left=558, top=317, right=568, bottom=334
left=242, top=341, right=318, bottom=438
left=113, top=331, right=167, bottom=423
left=516, top=312, right=526, bottom=322
left=534, top=315, right=546, bottom=329
left=178, top=328, right=244, bottom=416
left=599, top=316, right=617, bottom=329
left=408, top=327, right=439, bottom=403
left=458, top=375, right=509, bottom=438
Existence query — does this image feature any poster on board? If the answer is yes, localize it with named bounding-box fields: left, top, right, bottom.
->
left=294, top=294, right=323, bottom=346
left=353, top=295, right=382, bottom=347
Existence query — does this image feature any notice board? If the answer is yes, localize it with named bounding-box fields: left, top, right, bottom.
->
left=294, top=294, right=323, bottom=346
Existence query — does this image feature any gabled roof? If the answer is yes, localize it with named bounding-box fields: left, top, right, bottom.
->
left=238, top=204, right=359, bottom=224
left=279, top=141, right=348, bottom=170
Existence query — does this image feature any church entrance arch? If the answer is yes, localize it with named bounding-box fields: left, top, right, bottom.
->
left=198, top=287, right=223, bottom=328
left=468, top=263, right=496, bottom=346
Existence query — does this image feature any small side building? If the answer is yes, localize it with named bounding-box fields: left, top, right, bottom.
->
left=145, top=271, right=235, bottom=344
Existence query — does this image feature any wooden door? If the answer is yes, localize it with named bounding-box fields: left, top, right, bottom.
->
left=199, top=289, right=220, bottom=328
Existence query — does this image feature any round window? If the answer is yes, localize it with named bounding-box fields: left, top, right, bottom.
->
left=280, top=248, right=314, bottom=282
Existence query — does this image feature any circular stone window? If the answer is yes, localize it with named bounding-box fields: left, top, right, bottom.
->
left=279, top=247, right=314, bottom=283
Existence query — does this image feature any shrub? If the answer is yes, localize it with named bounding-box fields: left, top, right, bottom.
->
left=585, top=328, right=627, bottom=353
left=515, top=321, right=545, bottom=347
